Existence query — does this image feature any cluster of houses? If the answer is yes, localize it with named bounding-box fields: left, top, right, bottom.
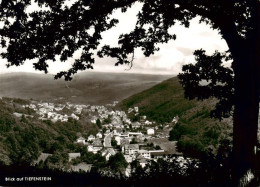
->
left=75, top=126, right=178, bottom=169
left=22, top=101, right=157, bottom=136
left=23, top=99, right=181, bottom=174
left=23, top=102, right=86, bottom=122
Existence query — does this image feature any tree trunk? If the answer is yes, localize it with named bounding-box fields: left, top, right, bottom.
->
left=232, top=54, right=259, bottom=182
left=232, top=8, right=260, bottom=181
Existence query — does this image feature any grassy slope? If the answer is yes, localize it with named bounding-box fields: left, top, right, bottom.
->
left=118, top=77, right=232, bottom=157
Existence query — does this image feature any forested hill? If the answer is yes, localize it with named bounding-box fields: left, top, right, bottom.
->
left=118, top=77, right=232, bottom=157
left=118, top=77, right=216, bottom=123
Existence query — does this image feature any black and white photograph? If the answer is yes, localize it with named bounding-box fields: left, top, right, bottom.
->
left=0, top=0, right=259, bottom=186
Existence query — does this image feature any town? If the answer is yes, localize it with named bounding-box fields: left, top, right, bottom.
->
left=15, top=99, right=186, bottom=175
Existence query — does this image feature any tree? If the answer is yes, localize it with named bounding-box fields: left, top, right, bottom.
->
left=111, top=137, right=117, bottom=147
left=108, top=152, right=128, bottom=173
left=96, top=118, right=102, bottom=129
left=0, top=0, right=259, bottom=181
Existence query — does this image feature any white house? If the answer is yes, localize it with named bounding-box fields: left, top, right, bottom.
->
left=172, top=116, right=179, bottom=124
left=102, top=148, right=116, bottom=160
left=124, top=118, right=131, bottom=125
left=71, top=113, right=79, bottom=120
left=115, top=136, right=121, bottom=145
left=138, top=150, right=151, bottom=159
left=104, top=129, right=110, bottom=136
left=87, top=145, right=94, bottom=152
left=147, top=128, right=155, bottom=135
left=102, top=151, right=112, bottom=161
left=132, top=122, right=141, bottom=129
left=88, top=135, right=95, bottom=142
left=124, top=155, right=133, bottom=163
left=76, top=137, right=86, bottom=144
left=113, top=129, right=123, bottom=136
left=139, top=158, right=148, bottom=168
left=145, top=120, right=152, bottom=125
left=96, top=132, right=103, bottom=139
left=90, top=116, right=98, bottom=124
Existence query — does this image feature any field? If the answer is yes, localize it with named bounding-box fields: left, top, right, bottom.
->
left=0, top=72, right=171, bottom=105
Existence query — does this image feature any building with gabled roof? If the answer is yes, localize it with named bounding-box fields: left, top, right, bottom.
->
left=70, top=163, right=92, bottom=173
left=88, top=135, right=95, bottom=142
left=69, top=153, right=81, bottom=162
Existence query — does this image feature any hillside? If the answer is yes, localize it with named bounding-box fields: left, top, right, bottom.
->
left=118, top=77, right=232, bottom=158
left=0, top=72, right=171, bottom=105
left=0, top=97, right=100, bottom=165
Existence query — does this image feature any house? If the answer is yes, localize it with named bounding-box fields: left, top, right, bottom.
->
left=102, top=150, right=112, bottom=161
left=120, top=139, right=130, bottom=146
left=71, top=113, right=79, bottom=120
left=149, top=150, right=183, bottom=160
left=113, top=123, right=121, bottom=128
left=90, top=116, right=98, bottom=124
left=123, top=144, right=139, bottom=156
left=107, top=148, right=116, bottom=155
left=70, top=163, right=92, bottom=173
left=96, top=132, right=103, bottom=139
left=172, top=116, right=179, bottom=124
left=137, top=156, right=148, bottom=168
left=125, top=165, right=131, bottom=177
left=128, top=132, right=143, bottom=137
left=111, top=116, right=121, bottom=125
left=120, top=132, right=129, bottom=138
left=76, top=137, right=86, bottom=144
left=87, top=145, right=94, bottom=152
left=104, top=129, right=110, bottom=136
left=69, top=153, right=81, bottom=162
left=115, top=136, right=121, bottom=145
left=102, top=148, right=116, bottom=160
left=113, top=128, right=123, bottom=136
left=33, top=153, right=52, bottom=165
left=128, top=108, right=134, bottom=113
left=132, top=122, right=141, bottom=129
left=144, top=120, right=152, bottom=125
left=124, top=155, right=133, bottom=163
left=138, top=150, right=151, bottom=159
left=134, top=106, right=139, bottom=113
left=88, top=135, right=95, bottom=142
left=93, top=139, right=103, bottom=153
left=142, top=115, right=147, bottom=120
left=124, top=118, right=131, bottom=125
left=147, top=128, right=155, bottom=135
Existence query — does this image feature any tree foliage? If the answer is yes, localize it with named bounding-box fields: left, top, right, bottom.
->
left=178, top=49, right=234, bottom=119
left=108, top=152, right=128, bottom=173
left=0, top=0, right=258, bottom=79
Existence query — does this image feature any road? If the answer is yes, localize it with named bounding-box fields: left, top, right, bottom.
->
left=104, top=133, right=112, bottom=148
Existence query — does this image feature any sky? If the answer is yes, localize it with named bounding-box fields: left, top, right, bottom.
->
left=0, top=2, right=229, bottom=76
